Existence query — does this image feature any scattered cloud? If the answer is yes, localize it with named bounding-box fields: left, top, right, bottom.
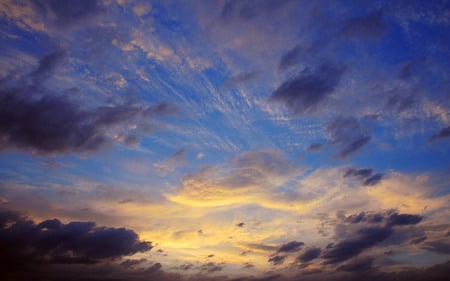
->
left=270, top=63, right=346, bottom=115
left=277, top=241, right=304, bottom=253
left=343, top=167, right=384, bottom=186
left=326, top=116, right=374, bottom=159
left=268, top=255, right=286, bottom=265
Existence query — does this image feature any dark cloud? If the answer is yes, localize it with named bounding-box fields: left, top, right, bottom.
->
left=341, top=10, right=387, bottom=40
left=297, top=247, right=321, bottom=263
left=343, top=210, right=422, bottom=226
left=0, top=209, right=152, bottom=274
left=337, top=257, right=374, bottom=272
left=322, top=226, right=393, bottom=264
left=344, top=168, right=373, bottom=178
left=430, top=126, right=450, bottom=142
left=384, top=94, right=415, bottom=114
left=31, top=0, right=103, bottom=29
left=278, top=45, right=303, bottom=70
left=387, top=213, right=422, bottom=226
left=270, top=63, right=345, bottom=115
left=344, top=211, right=384, bottom=224
left=324, top=210, right=424, bottom=264
left=339, top=136, right=371, bottom=158
left=327, top=116, right=374, bottom=159
left=30, top=50, right=66, bottom=82
left=220, top=0, right=292, bottom=21
left=344, top=167, right=384, bottom=186
left=277, top=241, right=304, bottom=253
left=306, top=143, right=323, bottom=152
left=0, top=52, right=177, bottom=155
left=200, top=262, right=224, bottom=273
left=410, top=236, right=427, bottom=244
left=422, top=240, right=450, bottom=254
left=268, top=255, right=286, bottom=265
left=363, top=173, right=384, bottom=186
left=121, top=258, right=148, bottom=269
left=145, top=262, right=162, bottom=274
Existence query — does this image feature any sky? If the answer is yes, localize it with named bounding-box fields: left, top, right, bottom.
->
left=0, top=0, right=449, bottom=280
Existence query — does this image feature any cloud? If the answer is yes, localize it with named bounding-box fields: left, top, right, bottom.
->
left=268, top=255, right=286, bottom=265
left=269, top=63, right=346, bottom=115
left=306, top=143, right=323, bottom=153
left=343, top=167, right=384, bottom=186
left=341, top=10, right=387, bottom=40
left=297, top=247, right=321, bottom=263
left=200, top=262, right=224, bottom=273
left=0, top=208, right=152, bottom=272
left=222, top=72, right=258, bottom=88
left=277, top=241, right=304, bottom=253
left=326, top=116, right=374, bottom=159
left=278, top=45, right=303, bottom=70
left=337, top=256, right=374, bottom=272
left=121, top=258, right=148, bottom=269
left=384, top=94, right=415, bottom=114
left=343, top=210, right=422, bottom=227
left=387, top=213, right=422, bottom=226
left=322, top=226, right=393, bottom=264
left=220, top=0, right=293, bottom=21
left=30, top=50, right=66, bottom=82
left=155, top=149, right=187, bottom=173
left=322, top=210, right=424, bottom=264
left=422, top=240, right=450, bottom=254
left=30, top=0, right=103, bottom=30
left=410, top=236, right=427, bottom=244
left=430, top=126, right=450, bottom=142
left=0, top=51, right=177, bottom=155
left=169, top=149, right=301, bottom=207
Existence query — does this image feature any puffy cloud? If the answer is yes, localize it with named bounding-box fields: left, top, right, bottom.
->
left=322, top=226, right=393, bottom=264
left=0, top=208, right=152, bottom=273
left=169, top=149, right=302, bottom=207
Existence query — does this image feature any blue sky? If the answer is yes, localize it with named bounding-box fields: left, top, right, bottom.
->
left=0, top=1, right=449, bottom=280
